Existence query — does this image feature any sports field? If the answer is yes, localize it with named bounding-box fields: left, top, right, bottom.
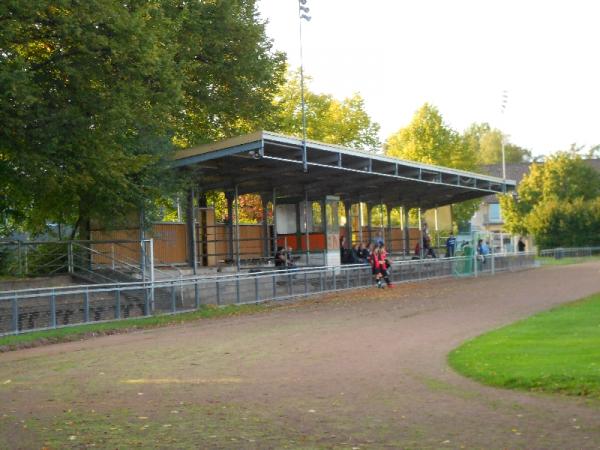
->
left=1, top=261, right=600, bottom=449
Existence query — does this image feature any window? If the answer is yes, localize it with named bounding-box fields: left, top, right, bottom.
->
left=488, top=203, right=502, bottom=223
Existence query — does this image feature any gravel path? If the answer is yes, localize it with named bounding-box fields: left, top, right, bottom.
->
left=1, top=261, right=600, bottom=449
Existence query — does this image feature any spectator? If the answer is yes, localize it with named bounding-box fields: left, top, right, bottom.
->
left=374, top=231, right=384, bottom=247
left=275, top=246, right=286, bottom=268
left=482, top=241, right=490, bottom=256
left=518, top=237, right=526, bottom=252
left=446, top=234, right=456, bottom=257
left=477, top=239, right=490, bottom=263
left=351, top=243, right=363, bottom=263
left=423, top=233, right=437, bottom=258
left=362, top=242, right=373, bottom=263
left=340, top=236, right=351, bottom=263
left=286, top=247, right=297, bottom=269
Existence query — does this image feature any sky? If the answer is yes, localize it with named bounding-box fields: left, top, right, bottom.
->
left=257, top=0, right=600, bottom=157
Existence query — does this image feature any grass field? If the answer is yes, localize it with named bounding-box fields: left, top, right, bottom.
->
left=449, top=292, right=600, bottom=398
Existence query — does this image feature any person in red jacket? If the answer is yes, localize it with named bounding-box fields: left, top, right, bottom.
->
left=371, top=246, right=393, bottom=288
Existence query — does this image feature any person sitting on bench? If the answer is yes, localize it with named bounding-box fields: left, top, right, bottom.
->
left=275, top=247, right=287, bottom=268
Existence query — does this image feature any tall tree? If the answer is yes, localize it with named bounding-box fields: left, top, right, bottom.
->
left=268, top=70, right=381, bottom=151
left=499, top=151, right=600, bottom=247
left=385, top=103, right=476, bottom=170
left=384, top=103, right=479, bottom=226
left=0, top=0, right=285, bottom=237
left=463, top=122, right=532, bottom=165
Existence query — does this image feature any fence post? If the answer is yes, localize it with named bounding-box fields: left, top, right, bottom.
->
left=115, top=288, right=121, bottom=319
left=473, top=251, right=478, bottom=278
left=236, top=276, right=241, bottom=304
left=24, top=245, right=28, bottom=275
left=491, top=251, right=495, bottom=275
left=12, top=294, right=18, bottom=333
left=171, top=282, right=177, bottom=313
left=304, top=271, right=308, bottom=294
left=216, top=279, right=221, bottom=306
left=272, top=273, right=276, bottom=300
left=144, top=284, right=150, bottom=316
left=255, top=276, right=260, bottom=302
left=332, top=268, right=337, bottom=291
left=111, top=243, right=115, bottom=271
left=68, top=242, right=74, bottom=274
left=287, top=272, right=292, bottom=296
left=84, top=288, right=90, bottom=322
left=140, top=240, right=146, bottom=282
left=194, top=282, right=200, bottom=309
left=149, top=239, right=155, bottom=312
left=17, top=241, right=22, bottom=277
left=50, top=290, right=57, bottom=328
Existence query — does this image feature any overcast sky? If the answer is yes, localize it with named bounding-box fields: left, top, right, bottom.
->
left=257, top=0, right=600, bottom=157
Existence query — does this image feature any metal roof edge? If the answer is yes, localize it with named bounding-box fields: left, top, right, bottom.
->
left=261, top=131, right=515, bottom=186
left=173, top=130, right=264, bottom=160
left=174, top=130, right=515, bottom=187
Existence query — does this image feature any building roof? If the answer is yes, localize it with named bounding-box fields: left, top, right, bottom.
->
left=173, top=131, right=516, bottom=209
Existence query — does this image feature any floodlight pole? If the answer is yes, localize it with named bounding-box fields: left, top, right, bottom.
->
left=500, top=90, right=509, bottom=180
left=298, top=0, right=311, bottom=173
left=501, top=136, right=506, bottom=180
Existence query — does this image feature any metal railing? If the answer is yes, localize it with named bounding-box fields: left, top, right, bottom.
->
left=0, top=252, right=536, bottom=336
left=0, top=239, right=155, bottom=281
left=539, top=246, right=600, bottom=259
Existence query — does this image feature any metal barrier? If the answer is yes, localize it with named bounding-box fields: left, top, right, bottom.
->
left=0, top=252, right=537, bottom=336
left=0, top=239, right=155, bottom=281
left=539, top=246, right=600, bottom=259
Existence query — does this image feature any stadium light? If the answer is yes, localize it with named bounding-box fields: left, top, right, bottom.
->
left=298, top=0, right=311, bottom=172
left=500, top=90, right=509, bottom=180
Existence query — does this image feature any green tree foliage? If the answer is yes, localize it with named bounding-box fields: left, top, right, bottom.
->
left=463, top=122, right=532, bottom=165
left=499, top=152, right=600, bottom=247
left=385, top=103, right=476, bottom=170
left=0, top=0, right=285, bottom=237
left=384, top=103, right=479, bottom=226
left=269, top=70, right=381, bottom=151
left=525, top=198, right=600, bottom=248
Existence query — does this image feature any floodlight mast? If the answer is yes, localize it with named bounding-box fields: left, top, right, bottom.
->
left=298, top=0, right=311, bottom=173
left=500, top=90, right=509, bottom=180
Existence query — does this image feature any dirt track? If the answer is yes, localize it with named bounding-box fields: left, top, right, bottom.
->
left=1, top=261, right=600, bottom=449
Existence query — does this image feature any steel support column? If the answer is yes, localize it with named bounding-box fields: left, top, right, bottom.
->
left=295, top=202, right=302, bottom=252
left=186, top=188, right=197, bottom=273
left=403, top=207, right=410, bottom=257
left=225, top=192, right=234, bottom=262
left=418, top=207, right=423, bottom=259
left=386, top=205, right=393, bottom=252
left=358, top=202, right=364, bottom=244
left=304, top=190, right=311, bottom=263
left=272, top=188, right=278, bottom=255
left=234, top=185, right=241, bottom=271
left=367, top=203, right=373, bottom=243
left=344, top=200, right=352, bottom=247
left=260, top=194, right=269, bottom=257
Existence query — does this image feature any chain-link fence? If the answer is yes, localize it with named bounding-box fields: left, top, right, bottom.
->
left=0, top=252, right=537, bottom=336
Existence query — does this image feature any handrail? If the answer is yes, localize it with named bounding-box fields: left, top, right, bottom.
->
left=71, top=242, right=143, bottom=274
left=0, top=252, right=537, bottom=299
